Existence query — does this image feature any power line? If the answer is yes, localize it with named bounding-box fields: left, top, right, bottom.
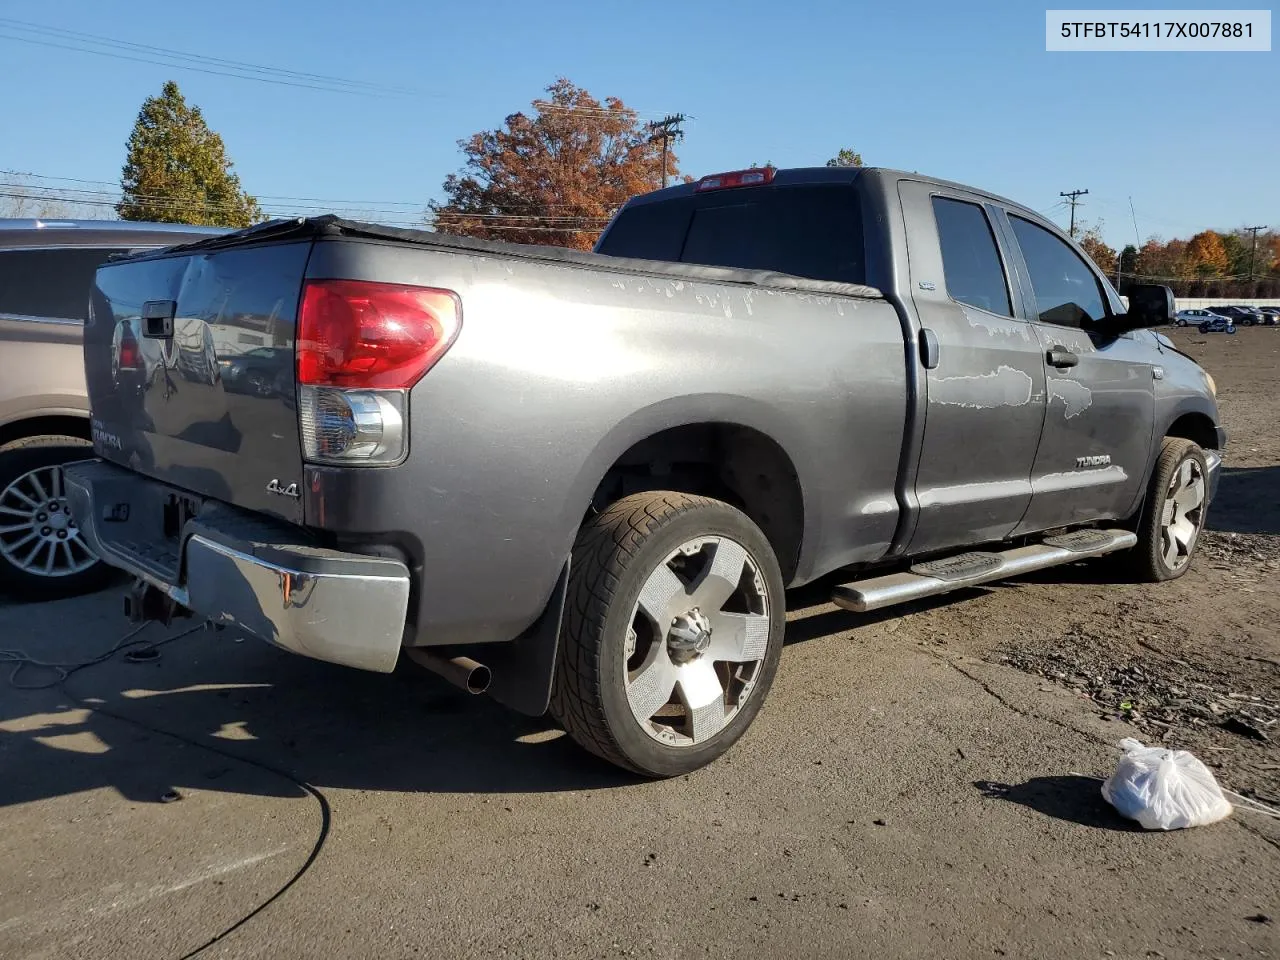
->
left=1, top=190, right=612, bottom=234
left=0, top=18, right=411, bottom=94
left=0, top=19, right=414, bottom=97
left=1059, top=188, right=1088, bottom=238
left=4, top=170, right=549, bottom=210
left=533, top=100, right=669, bottom=122
left=2, top=182, right=612, bottom=221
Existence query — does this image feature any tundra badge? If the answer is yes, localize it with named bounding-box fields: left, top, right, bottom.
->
left=267, top=479, right=301, bottom=498
left=1075, top=455, right=1111, bottom=468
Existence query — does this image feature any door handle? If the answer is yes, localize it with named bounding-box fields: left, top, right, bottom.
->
left=1046, top=345, right=1078, bottom=369
left=920, top=328, right=940, bottom=369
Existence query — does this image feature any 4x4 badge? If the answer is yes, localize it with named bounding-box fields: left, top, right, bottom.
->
left=266, top=479, right=300, bottom=498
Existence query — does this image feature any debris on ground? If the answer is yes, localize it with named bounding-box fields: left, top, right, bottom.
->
left=1101, top=738, right=1233, bottom=830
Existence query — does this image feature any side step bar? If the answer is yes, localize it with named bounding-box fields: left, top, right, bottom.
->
left=831, top=528, right=1137, bottom=613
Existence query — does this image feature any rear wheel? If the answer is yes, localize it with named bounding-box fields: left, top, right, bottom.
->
left=0, top=443, right=110, bottom=598
left=1121, top=438, right=1209, bottom=583
left=550, top=491, right=786, bottom=777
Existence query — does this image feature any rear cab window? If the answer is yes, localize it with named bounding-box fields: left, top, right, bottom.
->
left=597, top=184, right=865, bottom=285
left=0, top=247, right=132, bottom=321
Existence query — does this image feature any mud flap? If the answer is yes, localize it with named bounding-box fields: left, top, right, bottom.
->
left=482, top=559, right=570, bottom=716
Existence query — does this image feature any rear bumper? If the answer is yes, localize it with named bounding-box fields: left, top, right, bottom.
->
left=64, top=459, right=410, bottom=673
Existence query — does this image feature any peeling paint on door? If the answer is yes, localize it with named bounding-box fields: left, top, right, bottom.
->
left=929, top=365, right=1034, bottom=408
left=1048, top=377, right=1093, bottom=419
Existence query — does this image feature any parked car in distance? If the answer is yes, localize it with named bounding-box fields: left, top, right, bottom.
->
left=1235, top=305, right=1267, bottom=326
left=1198, top=316, right=1237, bottom=334
left=1256, top=307, right=1280, bottom=326
left=1207, top=305, right=1256, bottom=326
left=0, top=218, right=227, bottom=596
left=1174, top=309, right=1217, bottom=326
left=67, top=167, right=1224, bottom=777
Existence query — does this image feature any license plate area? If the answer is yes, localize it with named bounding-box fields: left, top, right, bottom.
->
left=95, top=478, right=206, bottom=583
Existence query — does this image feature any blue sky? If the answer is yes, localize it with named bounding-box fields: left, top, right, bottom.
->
left=1, top=0, right=1275, bottom=248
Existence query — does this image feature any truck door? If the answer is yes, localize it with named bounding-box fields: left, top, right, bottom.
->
left=896, top=180, right=1048, bottom=555
left=998, top=211, right=1156, bottom=533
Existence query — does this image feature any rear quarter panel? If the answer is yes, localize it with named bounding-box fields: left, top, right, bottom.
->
left=303, top=239, right=909, bottom=646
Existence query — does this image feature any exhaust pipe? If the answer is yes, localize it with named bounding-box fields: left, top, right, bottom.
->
left=405, top=649, right=491, bottom=695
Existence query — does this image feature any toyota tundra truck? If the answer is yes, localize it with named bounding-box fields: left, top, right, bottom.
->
left=65, top=166, right=1225, bottom=777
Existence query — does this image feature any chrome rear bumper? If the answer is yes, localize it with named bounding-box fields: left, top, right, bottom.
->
left=64, top=459, right=410, bottom=673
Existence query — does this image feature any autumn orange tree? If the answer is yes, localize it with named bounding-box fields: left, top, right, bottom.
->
left=1077, top=221, right=1117, bottom=276
left=430, top=79, right=677, bottom=250
left=1184, top=230, right=1229, bottom=277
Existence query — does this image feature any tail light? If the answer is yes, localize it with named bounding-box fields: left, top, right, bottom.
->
left=695, top=167, right=776, bottom=192
left=296, top=279, right=461, bottom=466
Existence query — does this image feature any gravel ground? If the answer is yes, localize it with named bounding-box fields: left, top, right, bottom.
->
left=1, top=325, right=1277, bottom=960
left=984, top=326, right=1280, bottom=802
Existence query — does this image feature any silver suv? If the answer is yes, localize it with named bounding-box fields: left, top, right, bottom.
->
left=0, top=219, right=225, bottom=596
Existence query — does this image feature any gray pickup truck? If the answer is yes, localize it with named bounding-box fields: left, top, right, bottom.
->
left=66, top=166, right=1224, bottom=776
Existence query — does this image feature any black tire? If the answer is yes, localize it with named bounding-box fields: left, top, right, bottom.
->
left=1120, top=438, right=1209, bottom=583
left=0, top=443, right=112, bottom=599
left=549, top=491, right=786, bottom=777
left=1198, top=323, right=1209, bottom=333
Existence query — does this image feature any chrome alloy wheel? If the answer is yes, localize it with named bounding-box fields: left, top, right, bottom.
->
left=1160, top=456, right=1205, bottom=573
left=0, top=465, right=97, bottom=578
left=624, top=536, right=771, bottom=747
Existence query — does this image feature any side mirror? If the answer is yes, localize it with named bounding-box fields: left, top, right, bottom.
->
left=1108, top=283, right=1175, bottom=333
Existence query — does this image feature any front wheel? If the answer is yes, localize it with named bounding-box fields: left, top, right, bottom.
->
left=1121, top=438, right=1209, bottom=583
left=550, top=491, right=786, bottom=777
left=1226, top=324, right=1237, bottom=335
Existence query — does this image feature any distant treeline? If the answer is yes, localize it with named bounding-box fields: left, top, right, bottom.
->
left=1078, top=225, right=1280, bottom=297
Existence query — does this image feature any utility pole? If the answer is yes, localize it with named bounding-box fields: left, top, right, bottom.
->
left=1059, top=188, right=1089, bottom=238
left=647, top=114, right=687, bottom=189
left=1245, top=224, right=1268, bottom=281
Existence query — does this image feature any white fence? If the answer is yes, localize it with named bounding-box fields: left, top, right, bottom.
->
left=1173, top=297, right=1280, bottom=310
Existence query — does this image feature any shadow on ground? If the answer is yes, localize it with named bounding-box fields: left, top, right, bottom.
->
left=0, top=623, right=640, bottom=808
left=1208, top=466, right=1280, bottom=537
left=974, top=777, right=1142, bottom=832
left=0, top=576, right=997, bottom=810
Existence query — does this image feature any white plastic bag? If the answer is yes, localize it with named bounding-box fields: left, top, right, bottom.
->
left=1101, top=738, right=1233, bottom=830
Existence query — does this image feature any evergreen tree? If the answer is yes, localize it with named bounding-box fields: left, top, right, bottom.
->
left=117, top=81, right=262, bottom=227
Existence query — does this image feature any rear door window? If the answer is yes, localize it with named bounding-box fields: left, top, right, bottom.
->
left=931, top=197, right=1012, bottom=317
left=598, top=185, right=865, bottom=285
left=0, top=247, right=131, bottom=320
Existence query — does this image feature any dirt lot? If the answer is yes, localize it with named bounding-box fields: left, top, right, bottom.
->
left=1, top=326, right=1277, bottom=960
left=952, top=325, right=1280, bottom=802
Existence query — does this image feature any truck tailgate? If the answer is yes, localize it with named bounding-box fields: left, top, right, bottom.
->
left=85, top=239, right=312, bottom=524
